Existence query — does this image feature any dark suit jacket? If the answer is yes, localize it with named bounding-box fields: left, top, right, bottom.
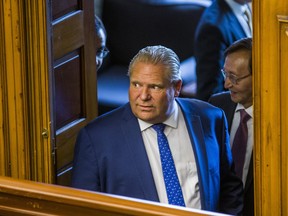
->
left=209, top=91, right=254, bottom=216
left=72, top=98, right=243, bottom=215
left=194, top=0, right=248, bottom=101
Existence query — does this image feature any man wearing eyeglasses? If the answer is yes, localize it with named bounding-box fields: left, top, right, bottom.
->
left=195, top=0, right=252, bottom=101
left=209, top=37, right=253, bottom=216
left=95, top=15, right=109, bottom=70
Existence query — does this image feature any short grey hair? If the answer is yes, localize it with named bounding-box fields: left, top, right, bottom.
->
left=128, top=45, right=182, bottom=83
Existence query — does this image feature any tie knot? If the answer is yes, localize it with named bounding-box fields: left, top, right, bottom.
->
left=152, top=123, right=166, bottom=133
left=239, top=109, right=251, bottom=124
left=243, top=9, right=250, bottom=19
left=243, top=7, right=252, bottom=32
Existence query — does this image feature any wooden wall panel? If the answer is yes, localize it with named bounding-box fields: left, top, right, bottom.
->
left=52, top=0, right=97, bottom=186
left=279, top=16, right=288, bottom=216
left=24, top=1, right=53, bottom=183
left=0, top=0, right=53, bottom=182
left=0, top=0, right=31, bottom=179
left=53, top=11, right=84, bottom=60
left=54, top=52, right=82, bottom=129
left=0, top=0, right=9, bottom=176
left=253, top=0, right=288, bottom=215
left=52, top=0, right=79, bottom=20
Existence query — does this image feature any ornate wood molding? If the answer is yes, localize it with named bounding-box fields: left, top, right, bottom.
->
left=0, top=0, right=31, bottom=179
left=0, top=0, right=53, bottom=183
left=24, top=0, right=53, bottom=183
left=253, top=1, right=288, bottom=215
left=278, top=15, right=288, bottom=216
left=0, top=176, right=225, bottom=216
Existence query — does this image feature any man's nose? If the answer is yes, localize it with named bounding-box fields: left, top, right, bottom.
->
left=224, top=77, right=233, bottom=89
left=140, top=87, right=151, bottom=100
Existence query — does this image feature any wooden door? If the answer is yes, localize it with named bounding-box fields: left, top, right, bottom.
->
left=51, top=0, right=97, bottom=186
left=253, top=0, right=288, bottom=215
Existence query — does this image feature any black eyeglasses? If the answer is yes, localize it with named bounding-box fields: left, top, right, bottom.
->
left=221, top=69, right=251, bottom=85
left=96, top=47, right=109, bottom=59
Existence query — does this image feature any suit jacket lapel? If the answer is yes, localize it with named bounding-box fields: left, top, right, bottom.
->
left=224, top=99, right=237, bottom=132
left=176, top=99, right=210, bottom=209
left=218, top=94, right=253, bottom=192
left=210, top=92, right=237, bottom=132
left=120, top=105, right=159, bottom=202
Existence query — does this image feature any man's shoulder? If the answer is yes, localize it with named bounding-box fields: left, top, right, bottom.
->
left=177, top=97, right=222, bottom=113
left=209, top=91, right=231, bottom=102
left=201, top=0, right=231, bottom=20
left=85, top=103, right=132, bottom=129
left=208, top=91, right=237, bottom=114
left=196, top=0, right=233, bottom=36
left=177, top=98, right=226, bottom=127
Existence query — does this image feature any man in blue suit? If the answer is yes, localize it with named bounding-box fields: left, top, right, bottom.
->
left=194, top=0, right=252, bottom=101
left=72, top=45, right=243, bottom=215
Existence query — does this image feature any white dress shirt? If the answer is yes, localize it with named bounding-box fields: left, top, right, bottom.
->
left=138, top=101, right=201, bottom=209
left=230, top=104, right=253, bottom=185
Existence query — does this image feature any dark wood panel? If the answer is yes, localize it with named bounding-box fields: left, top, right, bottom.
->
left=52, top=0, right=79, bottom=20
left=54, top=51, right=82, bottom=130
left=53, top=11, right=84, bottom=60
left=56, top=129, right=80, bottom=184
left=52, top=0, right=97, bottom=186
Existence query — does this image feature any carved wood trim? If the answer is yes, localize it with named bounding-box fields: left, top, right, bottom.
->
left=24, top=1, right=53, bottom=183
left=253, top=1, right=288, bottom=215
left=0, top=0, right=53, bottom=182
left=278, top=15, right=288, bottom=216
left=0, top=176, right=226, bottom=216
left=0, top=0, right=31, bottom=179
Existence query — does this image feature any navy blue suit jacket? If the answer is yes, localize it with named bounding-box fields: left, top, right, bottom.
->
left=72, top=98, right=243, bottom=214
left=209, top=91, right=254, bottom=216
left=194, top=0, right=248, bottom=101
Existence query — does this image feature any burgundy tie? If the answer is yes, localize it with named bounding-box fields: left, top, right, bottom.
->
left=232, top=109, right=251, bottom=179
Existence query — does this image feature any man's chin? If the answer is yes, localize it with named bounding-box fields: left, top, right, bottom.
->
left=134, top=110, right=157, bottom=122
left=230, top=93, right=239, bottom=103
left=138, top=112, right=153, bottom=119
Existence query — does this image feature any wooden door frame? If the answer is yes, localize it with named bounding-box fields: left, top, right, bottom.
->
left=1, top=0, right=288, bottom=214
left=0, top=0, right=53, bottom=183
left=253, top=0, right=288, bottom=215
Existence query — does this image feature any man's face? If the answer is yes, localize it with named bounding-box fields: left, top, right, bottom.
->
left=95, top=28, right=106, bottom=71
left=129, top=62, right=182, bottom=124
left=224, top=50, right=252, bottom=108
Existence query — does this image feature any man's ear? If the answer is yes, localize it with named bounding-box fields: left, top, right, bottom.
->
left=174, top=80, right=182, bottom=97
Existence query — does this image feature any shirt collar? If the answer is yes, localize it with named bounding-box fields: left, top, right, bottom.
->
left=236, top=103, right=253, bottom=118
left=225, top=0, right=249, bottom=15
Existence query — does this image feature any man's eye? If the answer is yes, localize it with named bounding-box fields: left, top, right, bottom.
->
left=133, top=83, right=140, bottom=88
left=151, top=85, right=162, bottom=91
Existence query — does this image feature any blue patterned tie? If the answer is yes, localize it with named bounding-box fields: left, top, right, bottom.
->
left=152, top=123, right=185, bottom=207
